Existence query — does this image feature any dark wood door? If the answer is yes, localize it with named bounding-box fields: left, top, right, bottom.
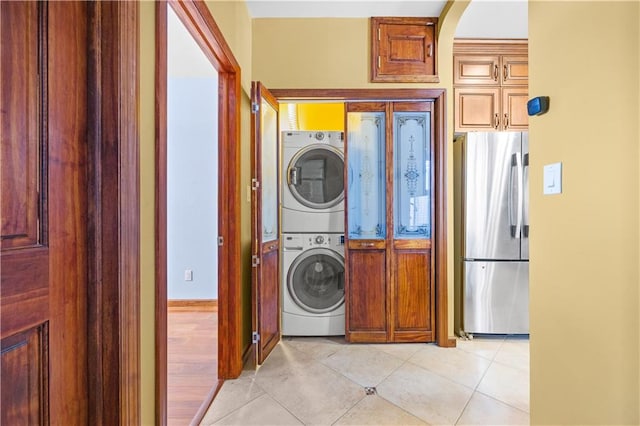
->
left=389, top=102, right=435, bottom=342
left=1, top=1, right=89, bottom=423
left=250, top=82, right=280, bottom=364
left=344, top=102, right=390, bottom=343
left=345, top=101, right=435, bottom=343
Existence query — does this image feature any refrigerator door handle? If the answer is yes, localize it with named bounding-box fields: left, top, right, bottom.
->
left=508, top=153, right=522, bottom=238
left=515, top=152, right=523, bottom=239
left=523, top=152, right=530, bottom=238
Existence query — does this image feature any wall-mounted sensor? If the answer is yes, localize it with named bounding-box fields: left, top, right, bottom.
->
left=527, top=96, right=550, bottom=116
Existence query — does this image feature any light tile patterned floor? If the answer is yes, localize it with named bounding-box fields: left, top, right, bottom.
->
left=200, top=335, right=529, bottom=425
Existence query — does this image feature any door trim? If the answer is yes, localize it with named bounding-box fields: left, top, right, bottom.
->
left=272, top=88, right=455, bottom=347
left=87, top=1, right=141, bottom=423
left=155, top=0, right=243, bottom=424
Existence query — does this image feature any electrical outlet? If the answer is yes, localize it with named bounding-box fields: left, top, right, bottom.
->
left=184, top=269, right=193, bottom=281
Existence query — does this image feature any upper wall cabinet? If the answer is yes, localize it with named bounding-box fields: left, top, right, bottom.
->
left=371, top=17, right=439, bottom=83
left=453, top=40, right=528, bottom=132
left=454, top=54, right=528, bottom=87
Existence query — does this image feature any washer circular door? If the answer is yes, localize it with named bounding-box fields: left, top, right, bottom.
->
left=287, top=145, right=344, bottom=209
left=287, top=248, right=345, bottom=314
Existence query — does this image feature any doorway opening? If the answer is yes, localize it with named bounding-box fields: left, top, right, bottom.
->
left=166, top=4, right=219, bottom=424
left=156, top=1, right=243, bottom=425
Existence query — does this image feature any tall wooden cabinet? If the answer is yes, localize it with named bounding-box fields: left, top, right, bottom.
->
left=454, top=40, right=529, bottom=132
left=345, top=101, right=435, bottom=343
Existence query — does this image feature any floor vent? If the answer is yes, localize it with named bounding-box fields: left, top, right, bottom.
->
left=364, top=386, right=377, bottom=395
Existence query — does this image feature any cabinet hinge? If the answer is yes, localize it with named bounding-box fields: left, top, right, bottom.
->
left=252, top=331, right=260, bottom=343
left=218, top=236, right=224, bottom=246
left=377, top=28, right=380, bottom=41
left=251, top=178, right=260, bottom=190
left=377, top=56, right=381, bottom=69
left=251, top=255, right=260, bottom=267
left=251, top=102, right=259, bottom=113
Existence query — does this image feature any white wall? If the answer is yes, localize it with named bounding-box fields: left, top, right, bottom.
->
left=167, top=7, right=219, bottom=300
left=455, top=0, right=528, bottom=39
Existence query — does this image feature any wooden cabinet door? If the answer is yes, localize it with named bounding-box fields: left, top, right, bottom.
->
left=501, top=55, right=528, bottom=86
left=346, top=243, right=388, bottom=342
left=1, top=1, right=89, bottom=423
left=502, top=87, right=529, bottom=130
left=453, top=55, right=500, bottom=86
left=251, top=82, right=280, bottom=364
left=392, top=248, right=433, bottom=341
left=371, top=17, right=438, bottom=83
left=454, top=87, right=501, bottom=132
left=390, top=102, right=435, bottom=342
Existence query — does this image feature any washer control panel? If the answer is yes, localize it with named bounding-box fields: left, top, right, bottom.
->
left=282, top=234, right=344, bottom=250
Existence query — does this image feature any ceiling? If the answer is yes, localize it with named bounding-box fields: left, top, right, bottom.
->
left=245, top=0, right=528, bottom=39
left=245, top=0, right=447, bottom=19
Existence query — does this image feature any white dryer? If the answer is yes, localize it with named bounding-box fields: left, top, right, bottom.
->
left=281, top=131, right=345, bottom=233
left=282, top=233, right=345, bottom=336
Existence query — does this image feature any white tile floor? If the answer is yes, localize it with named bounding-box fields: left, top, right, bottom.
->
left=200, top=335, right=529, bottom=426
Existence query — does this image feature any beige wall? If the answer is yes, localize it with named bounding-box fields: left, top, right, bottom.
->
left=140, top=2, right=640, bottom=424
left=529, top=1, right=639, bottom=424
left=252, top=2, right=470, bottom=338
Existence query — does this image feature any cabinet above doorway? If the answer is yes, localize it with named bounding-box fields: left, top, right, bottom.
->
left=371, top=17, right=439, bottom=83
left=453, top=40, right=528, bottom=132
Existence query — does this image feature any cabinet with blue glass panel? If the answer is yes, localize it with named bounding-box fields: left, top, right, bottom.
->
left=345, top=101, right=435, bottom=343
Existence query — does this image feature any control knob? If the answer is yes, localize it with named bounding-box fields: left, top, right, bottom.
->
left=315, top=235, right=325, bottom=245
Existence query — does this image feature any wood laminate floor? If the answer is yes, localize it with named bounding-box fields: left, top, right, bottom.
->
left=168, top=307, right=218, bottom=425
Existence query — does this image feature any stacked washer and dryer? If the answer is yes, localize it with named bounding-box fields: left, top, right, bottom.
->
left=281, top=131, right=346, bottom=336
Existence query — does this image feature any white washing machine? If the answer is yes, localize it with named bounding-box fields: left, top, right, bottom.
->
left=281, top=131, right=345, bottom=233
left=282, top=233, right=345, bottom=336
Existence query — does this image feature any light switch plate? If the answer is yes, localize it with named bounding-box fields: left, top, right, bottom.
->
left=543, top=162, right=562, bottom=195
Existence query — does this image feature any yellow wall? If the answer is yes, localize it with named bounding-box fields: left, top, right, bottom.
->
left=280, top=103, right=345, bottom=131
left=528, top=1, right=639, bottom=424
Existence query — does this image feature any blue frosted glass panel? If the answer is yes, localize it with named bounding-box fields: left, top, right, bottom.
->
left=261, top=99, right=278, bottom=242
left=393, top=112, right=431, bottom=239
left=347, top=112, right=386, bottom=239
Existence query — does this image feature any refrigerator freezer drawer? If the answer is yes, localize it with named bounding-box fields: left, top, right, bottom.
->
left=463, top=261, right=529, bottom=334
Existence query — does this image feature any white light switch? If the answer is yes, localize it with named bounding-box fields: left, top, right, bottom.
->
left=184, top=269, right=193, bottom=281
left=543, top=162, right=562, bottom=195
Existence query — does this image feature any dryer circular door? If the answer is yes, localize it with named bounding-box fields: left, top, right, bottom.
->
left=287, top=248, right=345, bottom=314
left=287, top=145, right=344, bottom=210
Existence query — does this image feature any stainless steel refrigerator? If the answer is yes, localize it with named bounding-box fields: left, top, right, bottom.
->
left=462, top=132, right=529, bottom=334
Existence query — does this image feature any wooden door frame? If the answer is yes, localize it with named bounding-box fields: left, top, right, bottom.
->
left=271, top=89, right=456, bottom=348
left=86, top=1, right=140, bottom=423
left=155, top=1, right=243, bottom=424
